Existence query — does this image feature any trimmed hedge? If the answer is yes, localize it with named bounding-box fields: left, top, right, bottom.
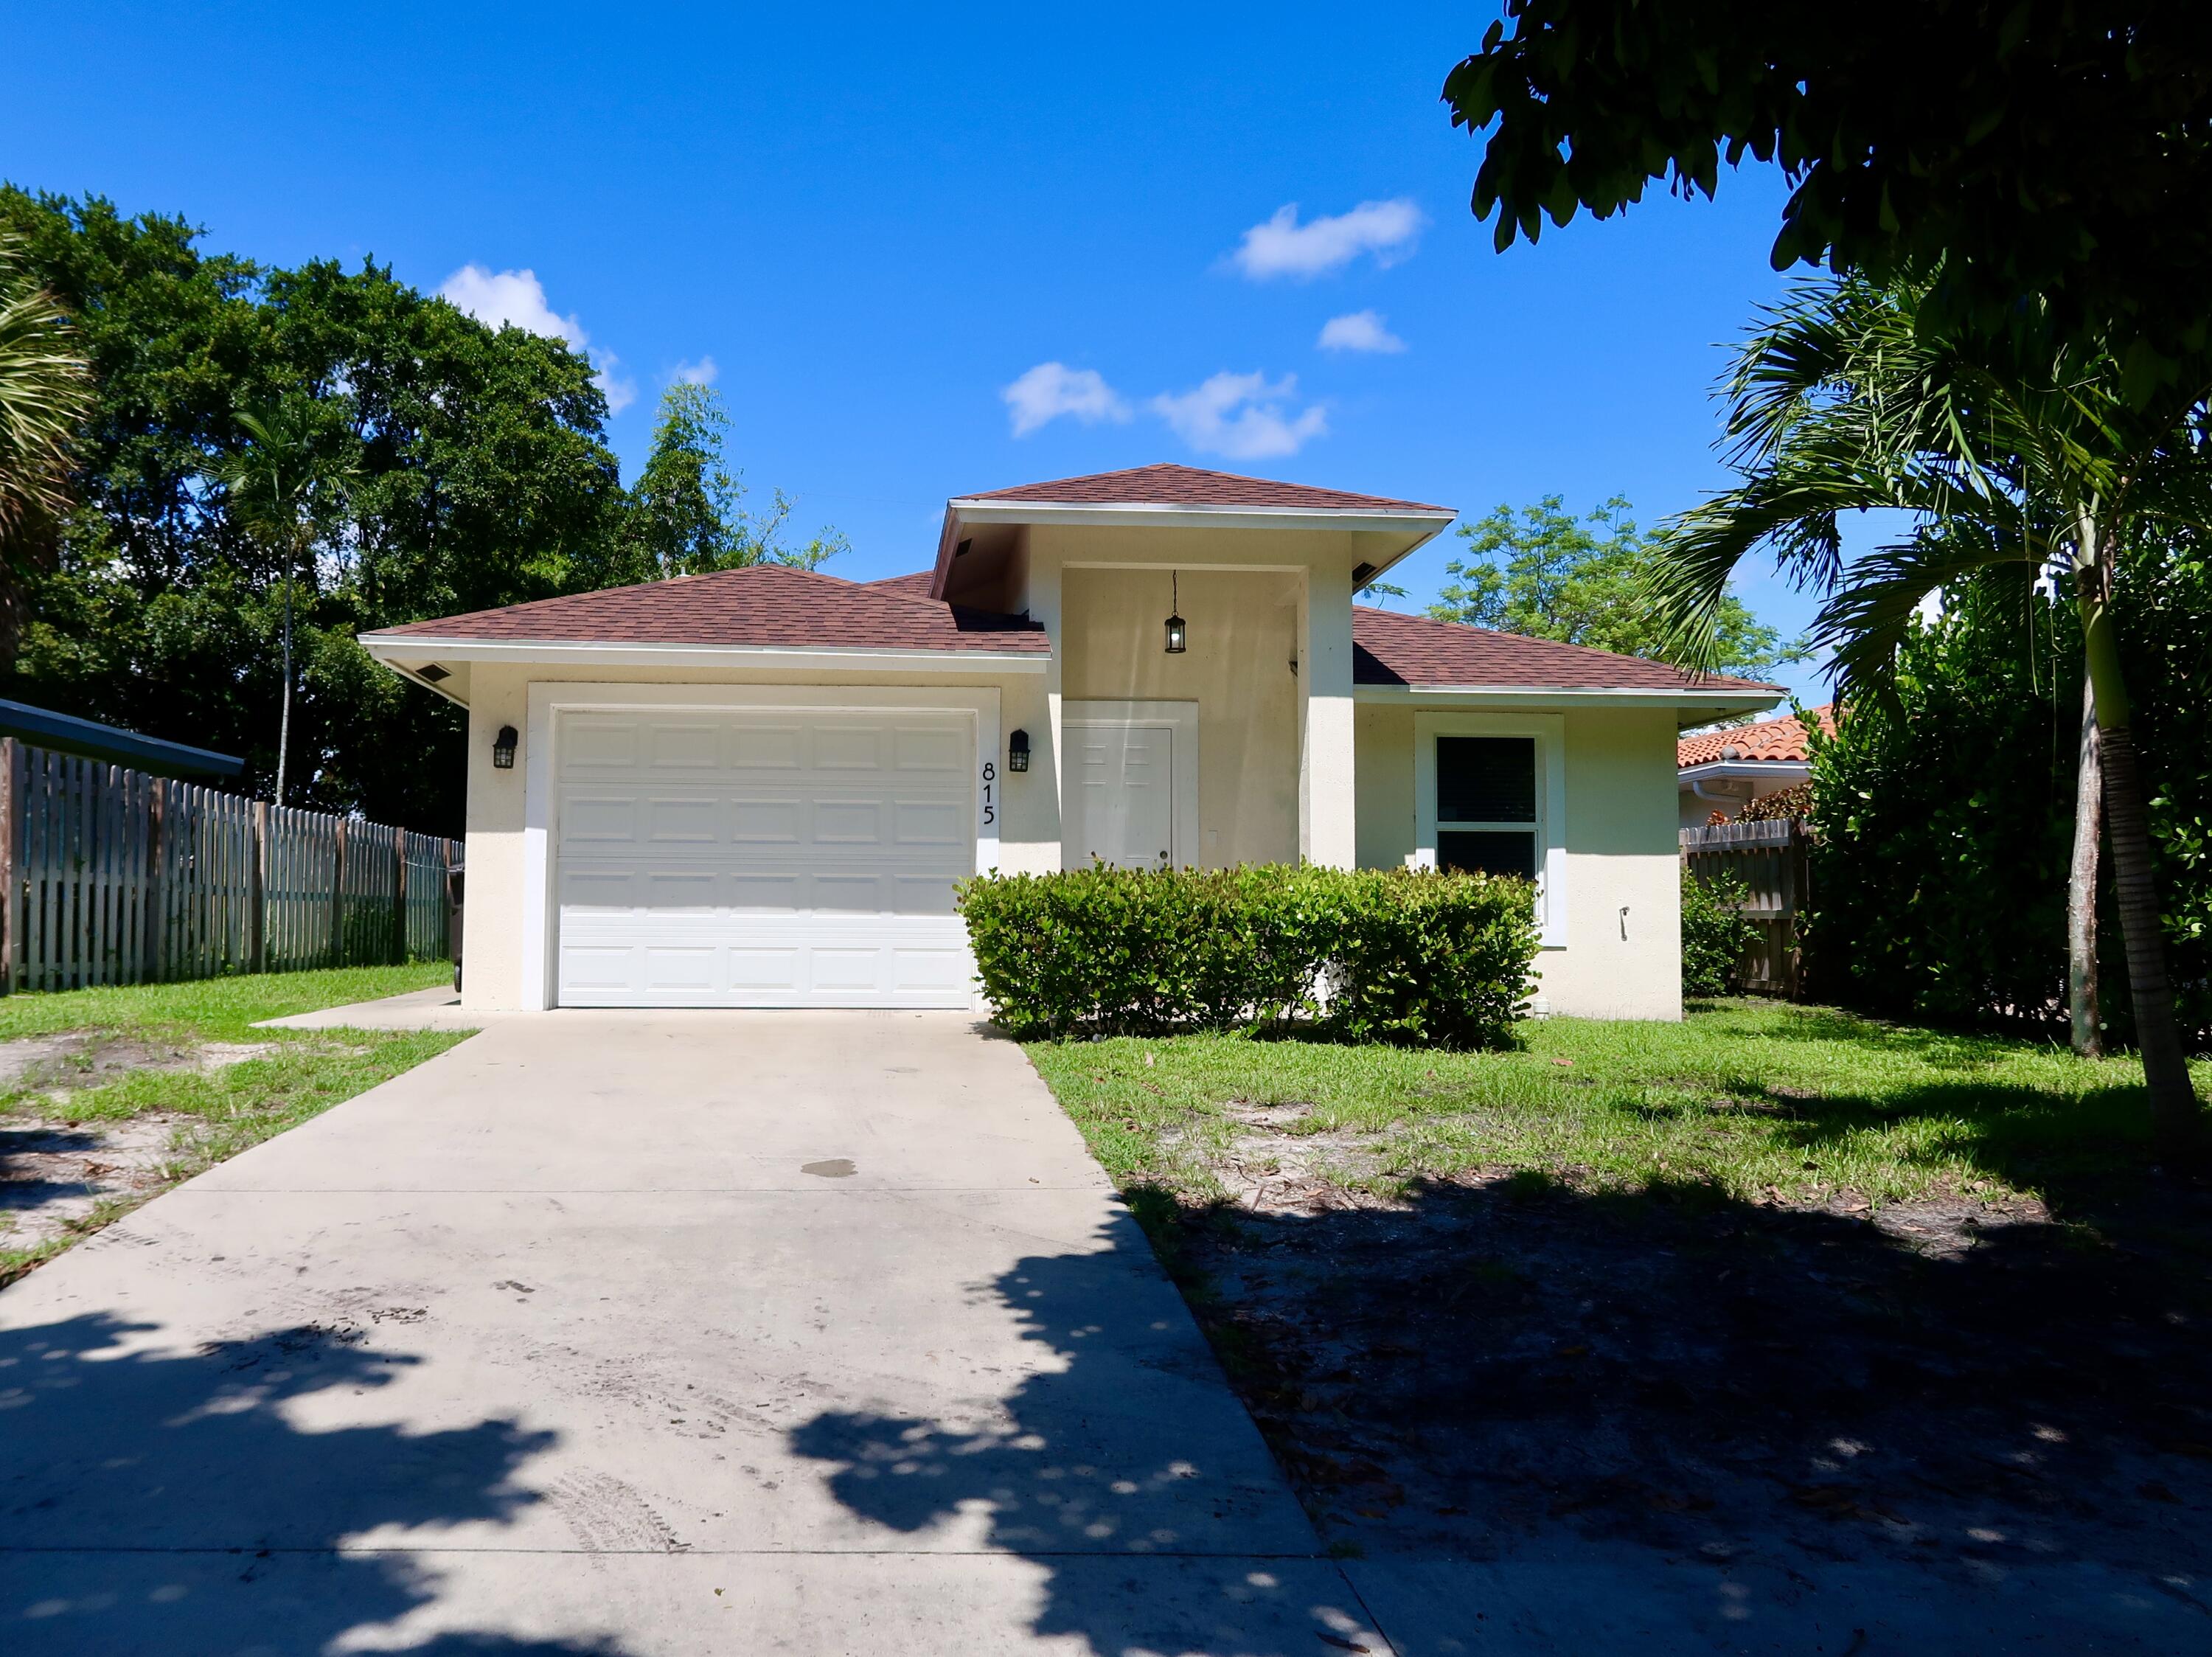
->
left=955, top=864, right=1540, bottom=1048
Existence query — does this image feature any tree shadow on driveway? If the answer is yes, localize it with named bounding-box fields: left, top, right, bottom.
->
left=787, top=1210, right=1391, bottom=1656
left=0, top=1310, right=627, bottom=1656
left=790, top=1164, right=2212, bottom=1653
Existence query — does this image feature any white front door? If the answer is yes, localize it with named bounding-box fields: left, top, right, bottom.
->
left=552, top=707, right=976, bottom=1007
left=1065, top=720, right=1178, bottom=869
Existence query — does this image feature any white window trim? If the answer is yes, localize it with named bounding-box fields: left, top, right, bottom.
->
left=1060, top=699, right=1200, bottom=870
left=1413, top=710, right=1566, bottom=948
left=522, top=681, right=1001, bottom=1012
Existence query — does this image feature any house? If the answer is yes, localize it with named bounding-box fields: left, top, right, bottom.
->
left=360, top=465, right=1781, bottom=1019
left=1677, top=705, right=1833, bottom=830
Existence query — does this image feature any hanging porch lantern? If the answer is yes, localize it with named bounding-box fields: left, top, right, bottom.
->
left=1164, top=572, right=1187, bottom=654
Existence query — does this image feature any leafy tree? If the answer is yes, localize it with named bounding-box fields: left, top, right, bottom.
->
left=1443, top=1, right=2212, bottom=396
left=1652, top=274, right=2211, bottom=1139
left=1802, top=569, right=2211, bottom=1056
left=0, top=189, right=632, bottom=832
left=1428, top=494, right=1801, bottom=676
left=627, top=382, right=846, bottom=577
left=0, top=231, right=92, bottom=664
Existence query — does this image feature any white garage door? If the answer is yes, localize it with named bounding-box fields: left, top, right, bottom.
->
left=553, top=707, right=977, bottom=1007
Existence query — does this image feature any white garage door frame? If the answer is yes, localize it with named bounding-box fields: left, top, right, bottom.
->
left=520, top=681, right=1001, bottom=1010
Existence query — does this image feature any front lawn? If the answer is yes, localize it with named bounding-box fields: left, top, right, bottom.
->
left=1031, top=998, right=2206, bottom=1215
left=1, top=962, right=467, bottom=1285
left=1024, top=1001, right=2212, bottom=1577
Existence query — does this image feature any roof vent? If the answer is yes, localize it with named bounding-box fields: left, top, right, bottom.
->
left=955, top=538, right=973, bottom=558
left=1720, top=743, right=1741, bottom=760
left=417, top=664, right=451, bottom=684
left=1352, top=561, right=1379, bottom=588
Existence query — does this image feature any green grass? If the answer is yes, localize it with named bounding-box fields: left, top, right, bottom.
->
left=1026, top=998, right=2212, bottom=1214
left=1, top=962, right=469, bottom=1284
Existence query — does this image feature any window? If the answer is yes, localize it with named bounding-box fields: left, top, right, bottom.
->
left=1435, top=737, right=1536, bottom=880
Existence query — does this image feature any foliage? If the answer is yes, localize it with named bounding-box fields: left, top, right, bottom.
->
left=626, top=382, right=847, bottom=576
left=1442, top=1, right=2212, bottom=396
left=956, top=864, right=1540, bottom=1048
left=1733, top=782, right=1811, bottom=824
left=1029, top=1000, right=2210, bottom=1212
left=0, top=190, right=841, bottom=835
left=1802, top=572, right=2211, bottom=1052
left=0, top=232, right=93, bottom=651
left=1681, top=866, right=1761, bottom=996
left=1429, top=494, right=1800, bottom=676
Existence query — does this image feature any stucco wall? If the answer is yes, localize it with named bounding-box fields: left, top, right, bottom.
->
left=1354, top=699, right=1684, bottom=1021
left=456, top=660, right=1051, bottom=1011
left=1547, top=708, right=1685, bottom=1021
left=1059, top=566, right=1301, bottom=867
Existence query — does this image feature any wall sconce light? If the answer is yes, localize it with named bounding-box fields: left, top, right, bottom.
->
left=492, top=725, right=518, bottom=770
left=1164, top=572, right=1187, bottom=655
left=1007, top=729, right=1031, bottom=773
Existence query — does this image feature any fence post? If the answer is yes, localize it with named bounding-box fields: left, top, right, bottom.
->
left=144, top=780, right=165, bottom=982
left=330, top=817, right=348, bottom=968
left=248, top=801, right=268, bottom=975
left=0, top=737, right=15, bottom=996
left=392, top=827, right=408, bottom=965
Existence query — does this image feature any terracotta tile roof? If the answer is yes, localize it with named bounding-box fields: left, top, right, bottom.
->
left=961, top=462, right=1450, bottom=515
left=366, top=564, right=1051, bottom=653
left=1678, top=705, right=1835, bottom=767
left=1351, top=606, right=1784, bottom=694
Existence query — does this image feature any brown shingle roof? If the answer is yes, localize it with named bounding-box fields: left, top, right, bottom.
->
left=863, top=571, right=937, bottom=599
left=961, top=462, right=1450, bottom=515
left=1678, top=705, right=1834, bottom=766
left=366, top=564, right=1051, bottom=653
left=1351, top=606, right=1783, bottom=694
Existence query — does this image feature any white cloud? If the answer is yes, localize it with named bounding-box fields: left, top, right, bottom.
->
left=1002, top=361, right=1133, bottom=437
left=439, top=265, right=584, bottom=347
left=439, top=263, right=635, bottom=411
left=1229, top=198, right=1423, bottom=279
left=1150, top=371, right=1327, bottom=460
left=669, top=356, right=720, bottom=386
left=1317, top=309, right=1407, bottom=354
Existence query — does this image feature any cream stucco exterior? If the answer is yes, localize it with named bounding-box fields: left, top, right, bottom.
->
left=364, top=478, right=1778, bottom=1023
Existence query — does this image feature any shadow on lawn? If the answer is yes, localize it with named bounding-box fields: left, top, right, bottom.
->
left=790, top=1164, right=2211, bottom=1653
left=0, top=1310, right=626, bottom=1656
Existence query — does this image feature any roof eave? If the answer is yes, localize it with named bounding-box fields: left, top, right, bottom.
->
left=931, top=499, right=1460, bottom=600
left=358, top=632, right=1050, bottom=677
left=1354, top=683, right=1787, bottom=720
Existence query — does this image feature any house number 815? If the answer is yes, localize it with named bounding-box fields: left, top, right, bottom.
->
left=981, top=760, right=996, bottom=827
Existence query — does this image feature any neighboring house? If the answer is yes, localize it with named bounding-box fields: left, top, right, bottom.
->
left=1677, top=705, right=1834, bottom=830
left=361, top=464, right=1781, bottom=1019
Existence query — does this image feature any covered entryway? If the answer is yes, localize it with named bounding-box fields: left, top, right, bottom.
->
left=551, top=704, right=980, bottom=1007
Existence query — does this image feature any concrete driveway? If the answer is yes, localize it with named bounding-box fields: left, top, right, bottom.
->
left=0, top=1010, right=1388, bottom=1656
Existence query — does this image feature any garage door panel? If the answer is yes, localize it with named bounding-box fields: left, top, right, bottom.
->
left=645, top=796, right=719, bottom=843
left=564, top=720, right=641, bottom=771
left=554, top=707, right=976, bottom=1008
left=810, top=726, right=884, bottom=771
left=812, top=799, right=886, bottom=844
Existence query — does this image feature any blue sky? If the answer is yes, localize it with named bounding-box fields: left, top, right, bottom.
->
left=7, top=2, right=1832, bottom=701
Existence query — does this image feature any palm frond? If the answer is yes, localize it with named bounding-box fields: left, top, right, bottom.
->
left=0, top=239, right=94, bottom=545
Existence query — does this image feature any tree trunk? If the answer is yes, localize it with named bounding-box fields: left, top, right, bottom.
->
left=276, top=573, right=293, bottom=809
left=2067, top=673, right=2103, bottom=1058
left=2074, top=510, right=2201, bottom=1147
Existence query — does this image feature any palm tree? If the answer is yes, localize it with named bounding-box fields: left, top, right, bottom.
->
left=0, top=233, right=93, bottom=668
left=1650, top=274, right=2208, bottom=1145
left=213, top=400, right=333, bottom=807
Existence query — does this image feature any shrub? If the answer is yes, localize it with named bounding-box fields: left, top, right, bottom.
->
left=956, top=864, right=1540, bottom=1048
left=1681, top=866, right=1760, bottom=997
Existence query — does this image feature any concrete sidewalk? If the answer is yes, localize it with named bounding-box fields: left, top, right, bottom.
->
left=0, top=1009, right=1386, bottom=1656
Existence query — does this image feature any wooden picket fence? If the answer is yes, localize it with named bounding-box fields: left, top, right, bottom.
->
left=1680, top=817, right=1812, bottom=997
left=0, top=737, right=462, bottom=994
